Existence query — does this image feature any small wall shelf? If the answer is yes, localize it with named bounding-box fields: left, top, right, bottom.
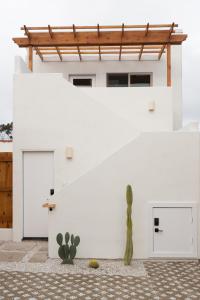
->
left=42, top=203, right=56, bottom=211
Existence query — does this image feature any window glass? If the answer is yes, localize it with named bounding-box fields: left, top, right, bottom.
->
left=130, top=74, right=151, bottom=87
left=73, top=78, right=92, bottom=87
left=107, top=73, right=128, bottom=87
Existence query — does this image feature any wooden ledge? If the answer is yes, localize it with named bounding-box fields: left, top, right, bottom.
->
left=42, top=203, right=56, bottom=209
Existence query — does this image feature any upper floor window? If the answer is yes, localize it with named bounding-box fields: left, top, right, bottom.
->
left=107, top=73, right=152, bottom=87
left=107, top=73, right=128, bottom=87
left=69, top=75, right=95, bottom=87
left=73, top=78, right=92, bottom=87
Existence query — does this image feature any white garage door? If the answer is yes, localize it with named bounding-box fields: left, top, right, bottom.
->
left=23, top=151, right=54, bottom=238
left=153, top=207, right=196, bottom=257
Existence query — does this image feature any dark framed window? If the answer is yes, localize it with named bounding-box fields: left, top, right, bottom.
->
left=73, top=78, right=92, bottom=87
left=107, top=73, right=128, bottom=87
left=130, top=74, right=151, bottom=87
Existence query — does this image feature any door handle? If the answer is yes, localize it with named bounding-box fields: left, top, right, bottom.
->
left=155, top=228, right=163, bottom=233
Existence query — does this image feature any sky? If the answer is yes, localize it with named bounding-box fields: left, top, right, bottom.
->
left=0, top=0, right=199, bottom=124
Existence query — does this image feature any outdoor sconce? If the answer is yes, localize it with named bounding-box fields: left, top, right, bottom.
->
left=66, top=146, right=74, bottom=159
left=148, top=100, right=155, bottom=112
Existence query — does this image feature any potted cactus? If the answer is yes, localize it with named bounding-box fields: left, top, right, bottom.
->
left=56, top=232, right=80, bottom=264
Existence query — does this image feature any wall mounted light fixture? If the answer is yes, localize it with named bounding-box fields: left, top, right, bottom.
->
left=66, top=146, right=74, bottom=159
left=148, top=100, right=155, bottom=112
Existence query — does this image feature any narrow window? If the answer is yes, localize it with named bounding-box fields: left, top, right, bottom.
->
left=107, top=73, right=128, bottom=87
left=130, top=74, right=151, bottom=87
left=73, top=78, right=92, bottom=87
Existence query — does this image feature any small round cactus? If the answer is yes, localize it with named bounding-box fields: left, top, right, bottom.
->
left=88, top=259, right=99, bottom=269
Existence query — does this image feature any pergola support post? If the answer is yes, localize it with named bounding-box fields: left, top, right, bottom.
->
left=167, top=43, right=171, bottom=86
left=28, top=46, right=33, bottom=71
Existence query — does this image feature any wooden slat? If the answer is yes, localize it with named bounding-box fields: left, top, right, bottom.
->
left=97, top=23, right=100, bottom=38
left=158, top=22, right=175, bottom=60
left=73, top=24, right=81, bottom=61
left=36, top=45, right=163, bottom=50
left=0, top=152, right=12, bottom=162
left=139, top=45, right=144, bottom=60
left=119, top=23, right=124, bottom=61
left=35, top=47, right=43, bottom=61
left=20, top=24, right=179, bottom=30
left=139, top=23, right=149, bottom=61
left=0, top=152, right=12, bottom=228
left=28, top=46, right=33, bottom=71
left=0, top=188, right=12, bottom=192
left=37, top=50, right=164, bottom=55
left=97, top=24, right=101, bottom=61
left=98, top=45, right=101, bottom=61
left=56, top=47, right=62, bottom=61
left=145, top=22, right=150, bottom=36
left=48, top=25, right=53, bottom=38
left=23, top=25, right=31, bottom=41
left=167, top=43, right=171, bottom=86
left=13, top=30, right=187, bottom=47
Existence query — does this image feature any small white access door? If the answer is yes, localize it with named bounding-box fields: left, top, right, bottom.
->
left=23, top=151, right=54, bottom=238
left=152, top=207, right=196, bottom=257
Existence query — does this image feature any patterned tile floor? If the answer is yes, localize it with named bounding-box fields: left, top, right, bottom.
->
left=0, top=261, right=199, bottom=299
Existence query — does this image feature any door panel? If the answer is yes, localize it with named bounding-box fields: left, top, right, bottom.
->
left=23, top=151, right=54, bottom=238
left=153, top=207, right=194, bottom=256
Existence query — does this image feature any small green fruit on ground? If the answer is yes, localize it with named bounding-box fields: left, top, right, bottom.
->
left=88, top=259, right=99, bottom=269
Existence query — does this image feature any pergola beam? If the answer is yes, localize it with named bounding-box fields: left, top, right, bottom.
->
left=48, top=25, right=62, bottom=61
left=119, top=23, right=124, bottom=61
left=13, top=30, right=187, bottom=48
left=167, top=43, right=171, bottom=86
left=158, top=22, right=175, bottom=60
left=35, top=45, right=163, bottom=50
left=20, top=24, right=179, bottom=30
left=28, top=46, right=33, bottom=71
left=56, top=47, right=62, bottom=61
left=138, top=45, right=144, bottom=60
left=73, top=24, right=81, bottom=61
left=97, top=24, right=101, bottom=60
left=36, top=50, right=165, bottom=55
left=35, top=47, right=43, bottom=61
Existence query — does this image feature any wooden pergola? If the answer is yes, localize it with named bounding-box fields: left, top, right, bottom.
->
left=13, top=23, right=187, bottom=86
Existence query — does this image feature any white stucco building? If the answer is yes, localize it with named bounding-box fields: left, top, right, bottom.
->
left=11, top=23, right=200, bottom=259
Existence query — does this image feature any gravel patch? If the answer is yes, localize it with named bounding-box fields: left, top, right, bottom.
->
left=0, top=241, right=146, bottom=276
left=0, top=258, right=146, bottom=276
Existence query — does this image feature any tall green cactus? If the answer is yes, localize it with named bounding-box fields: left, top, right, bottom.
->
left=56, top=232, right=80, bottom=264
left=124, top=185, right=133, bottom=265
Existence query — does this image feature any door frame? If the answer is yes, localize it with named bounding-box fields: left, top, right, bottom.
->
left=22, top=150, right=55, bottom=239
left=148, top=202, right=198, bottom=258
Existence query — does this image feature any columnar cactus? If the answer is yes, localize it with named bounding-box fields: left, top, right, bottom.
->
left=56, top=232, right=80, bottom=264
left=124, top=185, right=133, bottom=265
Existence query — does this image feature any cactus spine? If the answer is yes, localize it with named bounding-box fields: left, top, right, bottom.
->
left=124, top=185, right=133, bottom=265
left=56, top=232, right=80, bottom=264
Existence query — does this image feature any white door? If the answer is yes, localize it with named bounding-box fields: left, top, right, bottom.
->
left=23, top=151, right=54, bottom=238
left=153, top=207, right=196, bottom=257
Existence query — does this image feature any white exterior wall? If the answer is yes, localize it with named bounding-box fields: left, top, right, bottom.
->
left=13, top=73, right=173, bottom=241
left=33, top=46, right=182, bottom=129
left=49, top=132, right=200, bottom=259
left=13, top=45, right=196, bottom=260
left=83, top=87, right=173, bottom=131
